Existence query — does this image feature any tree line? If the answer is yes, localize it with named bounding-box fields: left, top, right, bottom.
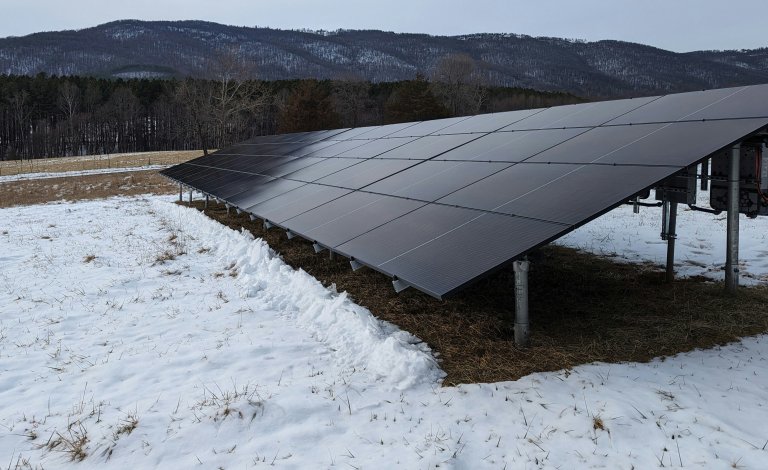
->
left=0, top=55, right=581, bottom=160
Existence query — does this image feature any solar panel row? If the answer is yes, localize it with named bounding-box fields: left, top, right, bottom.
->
left=162, top=84, right=768, bottom=298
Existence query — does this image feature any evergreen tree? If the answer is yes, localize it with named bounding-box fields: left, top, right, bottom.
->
left=278, top=80, right=341, bottom=133
left=384, top=74, right=448, bottom=124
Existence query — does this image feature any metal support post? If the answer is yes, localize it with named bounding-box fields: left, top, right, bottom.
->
left=205, top=194, right=209, bottom=209
left=179, top=183, right=182, bottom=202
left=188, top=189, right=193, bottom=205
left=701, top=158, right=709, bottom=191
left=725, top=144, right=741, bottom=293
left=665, top=201, right=678, bottom=283
left=513, top=259, right=530, bottom=348
left=329, top=250, right=335, bottom=260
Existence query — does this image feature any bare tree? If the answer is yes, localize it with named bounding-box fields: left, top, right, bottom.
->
left=178, top=48, right=271, bottom=155
left=332, top=74, right=371, bottom=127
left=9, top=91, right=32, bottom=159
left=430, top=53, right=487, bottom=116
left=58, top=82, right=80, bottom=155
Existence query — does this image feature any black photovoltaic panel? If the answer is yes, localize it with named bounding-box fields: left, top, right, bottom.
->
left=247, top=184, right=352, bottom=224
left=437, top=128, right=587, bottom=162
left=161, top=84, right=768, bottom=298
left=432, top=108, right=544, bottom=135
left=365, top=161, right=511, bottom=202
left=284, top=192, right=426, bottom=248
left=230, top=178, right=306, bottom=209
left=501, top=96, right=659, bottom=130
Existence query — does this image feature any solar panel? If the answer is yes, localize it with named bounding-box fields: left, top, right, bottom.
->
left=162, top=84, right=768, bottom=298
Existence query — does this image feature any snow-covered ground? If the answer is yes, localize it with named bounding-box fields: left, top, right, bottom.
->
left=559, top=188, right=768, bottom=284
left=0, top=165, right=171, bottom=183
left=1, top=195, right=767, bottom=469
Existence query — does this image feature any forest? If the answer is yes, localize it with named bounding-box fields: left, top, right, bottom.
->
left=0, top=55, right=581, bottom=160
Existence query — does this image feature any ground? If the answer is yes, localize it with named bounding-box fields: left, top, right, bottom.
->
left=1, top=162, right=767, bottom=469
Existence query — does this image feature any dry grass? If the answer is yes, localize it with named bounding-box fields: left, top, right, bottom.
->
left=0, top=151, right=203, bottom=177
left=189, top=200, right=768, bottom=385
left=0, top=171, right=178, bottom=208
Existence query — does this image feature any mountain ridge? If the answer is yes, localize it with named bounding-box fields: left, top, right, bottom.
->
left=2, top=20, right=767, bottom=97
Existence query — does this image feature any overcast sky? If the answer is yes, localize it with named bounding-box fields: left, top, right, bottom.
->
left=1, top=0, right=764, bottom=52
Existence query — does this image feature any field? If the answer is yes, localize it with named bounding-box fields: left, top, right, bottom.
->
left=1, top=157, right=767, bottom=468
left=0, top=151, right=203, bottom=177
left=0, top=151, right=203, bottom=208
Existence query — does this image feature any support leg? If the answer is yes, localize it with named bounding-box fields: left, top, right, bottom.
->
left=179, top=183, right=182, bottom=202
left=665, top=201, right=678, bottom=283
left=701, top=158, right=709, bottom=191
left=188, top=189, right=193, bottom=205
left=725, top=144, right=741, bottom=294
left=205, top=194, right=209, bottom=209
left=513, top=259, right=530, bottom=348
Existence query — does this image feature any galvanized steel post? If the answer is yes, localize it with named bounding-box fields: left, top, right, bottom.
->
left=179, top=183, right=182, bottom=202
left=665, top=201, right=678, bottom=283
left=513, top=259, right=530, bottom=347
left=725, top=143, right=741, bottom=293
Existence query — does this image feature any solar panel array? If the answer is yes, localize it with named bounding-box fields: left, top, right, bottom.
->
left=162, top=84, right=768, bottom=298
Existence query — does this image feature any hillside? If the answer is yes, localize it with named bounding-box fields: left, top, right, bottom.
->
left=2, top=20, right=768, bottom=97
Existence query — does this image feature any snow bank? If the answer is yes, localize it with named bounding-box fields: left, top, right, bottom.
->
left=153, top=200, right=444, bottom=390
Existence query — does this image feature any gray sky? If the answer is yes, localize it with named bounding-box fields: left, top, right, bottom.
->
left=1, top=0, right=764, bottom=52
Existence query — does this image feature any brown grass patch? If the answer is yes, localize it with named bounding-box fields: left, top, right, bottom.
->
left=188, top=200, right=768, bottom=385
left=83, top=254, right=97, bottom=263
left=0, top=151, right=203, bottom=177
left=0, top=171, right=178, bottom=208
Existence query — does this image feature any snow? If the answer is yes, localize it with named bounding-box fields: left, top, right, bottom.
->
left=0, top=165, right=171, bottom=183
left=558, top=187, right=768, bottom=284
left=1, top=195, right=767, bottom=469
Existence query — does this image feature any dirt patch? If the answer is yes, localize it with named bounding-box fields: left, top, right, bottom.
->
left=189, top=200, right=768, bottom=385
left=0, top=171, right=177, bottom=208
